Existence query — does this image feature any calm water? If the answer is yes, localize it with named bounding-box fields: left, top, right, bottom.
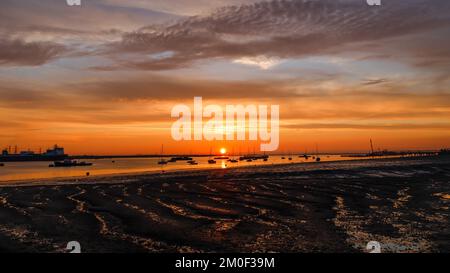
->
left=0, top=155, right=388, bottom=182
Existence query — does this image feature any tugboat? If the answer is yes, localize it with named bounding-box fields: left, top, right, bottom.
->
left=49, top=160, right=93, bottom=168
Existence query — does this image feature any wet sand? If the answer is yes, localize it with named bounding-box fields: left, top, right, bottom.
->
left=0, top=157, right=449, bottom=253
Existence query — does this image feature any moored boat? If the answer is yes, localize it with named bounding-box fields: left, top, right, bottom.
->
left=49, top=160, right=93, bottom=168
left=158, top=144, right=168, bottom=165
left=187, top=160, right=198, bottom=165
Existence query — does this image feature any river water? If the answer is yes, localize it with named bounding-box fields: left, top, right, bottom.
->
left=0, top=154, right=395, bottom=182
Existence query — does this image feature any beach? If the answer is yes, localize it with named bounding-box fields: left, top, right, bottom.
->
left=0, top=156, right=449, bottom=253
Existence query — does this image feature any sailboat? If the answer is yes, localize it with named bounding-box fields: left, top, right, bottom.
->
left=158, top=144, right=168, bottom=165
left=315, top=144, right=321, bottom=162
left=228, top=147, right=238, bottom=163
left=300, top=148, right=310, bottom=160
left=188, top=160, right=198, bottom=165
left=208, top=147, right=216, bottom=164
left=186, top=149, right=198, bottom=165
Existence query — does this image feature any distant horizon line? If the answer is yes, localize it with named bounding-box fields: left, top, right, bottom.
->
left=3, top=145, right=448, bottom=157
left=67, top=149, right=444, bottom=158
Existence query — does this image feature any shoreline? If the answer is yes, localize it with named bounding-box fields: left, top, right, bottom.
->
left=0, top=155, right=434, bottom=187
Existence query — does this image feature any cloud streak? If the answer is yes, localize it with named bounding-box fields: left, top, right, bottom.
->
left=100, top=0, right=450, bottom=70
left=0, top=38, right=67, bottom=66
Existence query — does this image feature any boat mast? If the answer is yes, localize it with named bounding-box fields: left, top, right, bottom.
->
left=370, top=139, right=375, bottom=156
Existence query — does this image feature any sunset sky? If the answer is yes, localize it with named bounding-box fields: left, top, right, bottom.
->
left=1, top=0, right=450, bottom=155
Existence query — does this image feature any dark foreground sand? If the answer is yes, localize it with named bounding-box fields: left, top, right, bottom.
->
left=0, top=157, right=449, bottom=253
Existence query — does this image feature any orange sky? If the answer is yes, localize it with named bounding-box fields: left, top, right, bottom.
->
left=0, top=0, right=449, bottom=155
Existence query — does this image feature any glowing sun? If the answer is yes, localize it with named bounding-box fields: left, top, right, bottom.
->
left=220, top=148, right=227, bottom=155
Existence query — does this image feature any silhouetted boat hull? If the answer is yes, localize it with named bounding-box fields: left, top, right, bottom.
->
left=169, top=156, right=193, bottom=162
left=239, top=155, right=269, bottom=161
left=50, top=160, right=93, bottom=168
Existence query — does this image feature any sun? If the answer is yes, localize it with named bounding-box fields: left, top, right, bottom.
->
left=220, top=148, right=227, bottom=155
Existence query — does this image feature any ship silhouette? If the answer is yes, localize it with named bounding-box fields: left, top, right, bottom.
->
left=0, top=145, right=67, bottom=162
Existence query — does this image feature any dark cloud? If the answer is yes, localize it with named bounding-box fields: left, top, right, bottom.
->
left=0, top=38, right=67, bottom=66
left=2, top=0, right=449, bottom=69
left=361, top=78, right=389, bottom=86
left=0, top=0, right=183, bottom=67
left=0, top=0, right=180, bottom=35
left=100, top=0, right=450, bottom=70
